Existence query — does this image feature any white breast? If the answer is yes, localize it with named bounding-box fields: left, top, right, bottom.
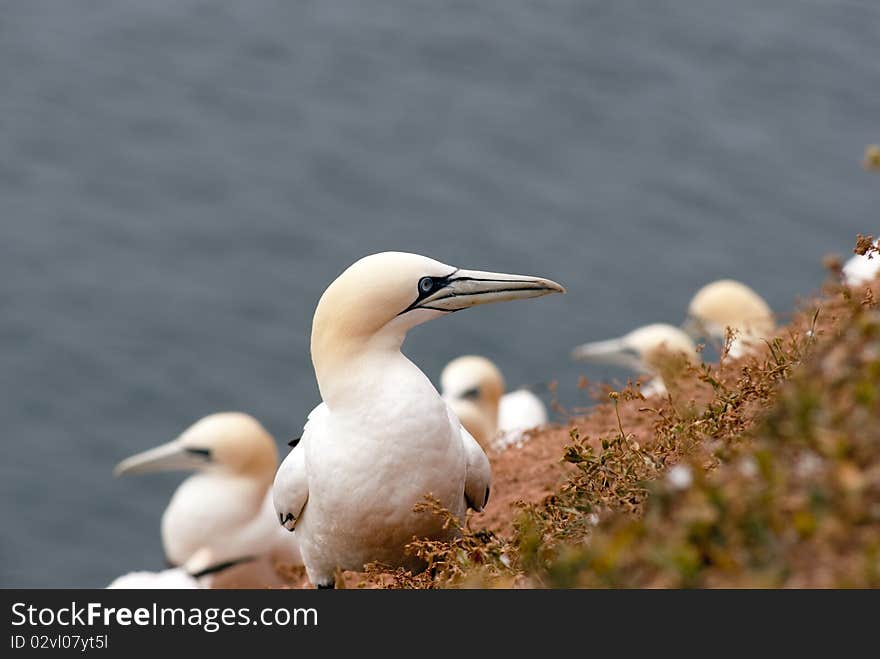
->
left=297, top=359, right=468, bottom=584
left=161, top=473, right=269, bottom=566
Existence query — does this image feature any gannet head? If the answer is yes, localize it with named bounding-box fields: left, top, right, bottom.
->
left=113, top=412, right=278, bottom=481
left=441, top=356, right=506, bottom=417
left=311, top=252, right=564, bottom=390
left=571, top=323, right=698, bottom=374
left=440, top=355, right=506, bottom=448
left=684, top=279, right=775, bottom=343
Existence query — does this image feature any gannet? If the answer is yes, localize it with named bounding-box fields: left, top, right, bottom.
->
left=843, top=239, right=879, bottom=286
left=684, top=279, right=775, bottom=358
left=114, top=412, right=301, bottom=588
left=273, top=252, right=564, bottom=588
left=440, top=355, right=548, bottom=451
left=571, top=323, right=698, bottom=396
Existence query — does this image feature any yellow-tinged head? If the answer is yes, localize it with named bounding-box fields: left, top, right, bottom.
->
left=310, top=252, right=564, bottom=392
left=441, top=355, right=507, bottom=445
left=114, top=412, right=278, bottom=482
left=685, top=279, right=775, bottom=341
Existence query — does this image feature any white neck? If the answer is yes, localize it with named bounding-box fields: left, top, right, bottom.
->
left=312, top=312, right=441, bottom=410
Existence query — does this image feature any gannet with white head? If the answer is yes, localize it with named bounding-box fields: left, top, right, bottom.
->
left=113, top=412, right=301, bottom=588
left=843, top=239, right=880, bottom=286
left=440, top=355, right=548, bottom=451
left=272, top=252, right=563, bottom=588
left=684, top=280, right=775, bottom=358
left=572, top=323, right=698, bottom=396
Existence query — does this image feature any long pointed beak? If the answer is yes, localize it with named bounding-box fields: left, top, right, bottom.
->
left=417, top=268, right=565, bottom=312
left=113, top=441, right=212, bottom=477
left=571, top=337, right=644, bottom=370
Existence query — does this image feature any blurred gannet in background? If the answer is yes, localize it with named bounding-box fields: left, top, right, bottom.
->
left=843, top=239, right=879, bottom=286
left=863, top=145, right=880, bottom=171
left=112, top=412, right=301, bottom=588
left=440, top=355, right=548, bottom=451
left=498, top=390, right=548, bottom=447
left=273, top=252, right=563, bottom=588
left=684, top=280, right=775, bottom=358
left=571, top=323, right=698, bottom=396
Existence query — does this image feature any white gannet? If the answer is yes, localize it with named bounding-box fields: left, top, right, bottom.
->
left=440, top=355, right=548, bottom=451
left=113, top=412, right=302, bottom=588
left=571, top=323, right=698, bottom=397
left=684, top=279, right=775, bottom=358
left=843, top=239, right=880, bottom=286
left=272, top=252, right=564, bottom=588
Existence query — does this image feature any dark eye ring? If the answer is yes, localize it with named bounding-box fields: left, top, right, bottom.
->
left=418, top=277, right=434, bottom=294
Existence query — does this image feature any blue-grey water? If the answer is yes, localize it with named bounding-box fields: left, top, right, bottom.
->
left=1, top=1, right=878, bottom=588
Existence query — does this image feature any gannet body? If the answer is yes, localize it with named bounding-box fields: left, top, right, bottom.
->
left=114, top=413, right=301, bottom=588
left=273, top=252, right=563, bottom=587
left=684, top=279, right=774, bottom=358
left=572, top=323, right=698, bottom=396
left=440, top=355, right=548, bottom=451
left=843, top=240, right=879, bottom=286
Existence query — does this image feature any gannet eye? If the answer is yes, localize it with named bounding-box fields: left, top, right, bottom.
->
left=184, top=447, right=212, bottom=459
left=460, top=386, right=481, bottom=401
left=418, top=277, right=435, bottom=294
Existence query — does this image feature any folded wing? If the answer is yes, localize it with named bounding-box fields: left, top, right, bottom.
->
left=273, top=403, right=327, bottom=530
left=450, top=405, right=492, bottom=512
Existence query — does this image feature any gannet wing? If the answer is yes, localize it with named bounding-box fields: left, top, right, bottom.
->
left=273, top=441, right=308, bottom=531
left=448, top=405, right=491, bottom=512
left=260, top=490, right=303, bottom=566
left=273, top=403, right=326, bottom=531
